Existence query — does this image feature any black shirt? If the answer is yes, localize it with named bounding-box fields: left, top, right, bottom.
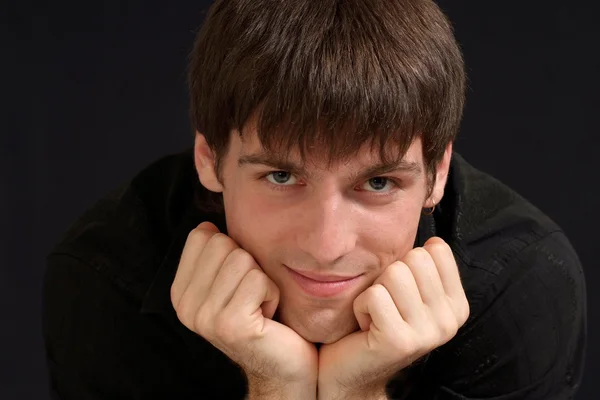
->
left=42, top=149, right=587, bottom=400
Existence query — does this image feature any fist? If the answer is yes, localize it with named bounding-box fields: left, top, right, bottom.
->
left=170, top=222, right=318, bottom=394
left=318, top=237, right=470, bottom=399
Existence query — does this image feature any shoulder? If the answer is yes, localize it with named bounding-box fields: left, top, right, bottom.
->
left=424, top=154, right=586, bottom=398
left=445, top=154, right=584, bottom=315
left=48, top=149, right=197, bottom=300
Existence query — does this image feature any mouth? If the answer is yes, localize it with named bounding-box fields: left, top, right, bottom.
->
left=286, top=266, right=364, bottom=298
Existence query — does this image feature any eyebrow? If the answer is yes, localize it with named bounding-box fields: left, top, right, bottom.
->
left=351, top=160, right=423, bottom=182
left=237, top=152, right=423, bottom=180
left=238, top=153, right=309, bottom=177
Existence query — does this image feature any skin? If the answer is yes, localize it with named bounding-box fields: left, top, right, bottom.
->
left=171, top=123, right=470, bottom=399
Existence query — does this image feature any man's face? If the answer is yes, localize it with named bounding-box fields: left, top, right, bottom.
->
left=196, top=129, right=446, bottom=344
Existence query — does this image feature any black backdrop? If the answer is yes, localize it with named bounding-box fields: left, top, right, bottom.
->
left=4, top=1, right=599, bottom=398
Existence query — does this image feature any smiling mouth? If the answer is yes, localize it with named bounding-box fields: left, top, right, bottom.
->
left=286, top=266, right=363, bottom=297
left=292, top=269, right=360, bottom=282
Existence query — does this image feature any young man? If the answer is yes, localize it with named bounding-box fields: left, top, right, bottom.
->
left=42, top=0, right=586, bottom=399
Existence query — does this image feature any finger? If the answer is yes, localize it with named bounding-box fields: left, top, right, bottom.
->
left=206, top=248, right=259, bottom=313
left=354, top=290, right=372, bottom=331
left=423, top=237, right=470, bottom=323
left=179, top=233, right=239, bottom=310
left=374, top=261, right=424, bottom=324
left=355, top=309, right=372, bottom=332
left=226, top=268, right=280, bottom=320
left=423, top=237, right=465, bottom=300
left=403, top=247, right=446, bottom=308
left=353, top=284, right=406, bottom=334
left=198, top=221, right=220, bottom=233
left=177, top=233, right=237, bottom=324
left=171, top=222, right=222, bottom=306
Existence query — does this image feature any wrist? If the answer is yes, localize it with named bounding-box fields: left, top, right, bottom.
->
left=317, top=382, right=387, bottom=400
left=342, top=390, right=387, bottom=400
left=247, top=377, right=316, bottom=400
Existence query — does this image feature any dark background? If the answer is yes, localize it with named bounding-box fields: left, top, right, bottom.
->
left=4, top=0, right=598, bottom=398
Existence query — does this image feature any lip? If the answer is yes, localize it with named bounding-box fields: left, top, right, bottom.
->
left=286, top=267, right=363, bottom=298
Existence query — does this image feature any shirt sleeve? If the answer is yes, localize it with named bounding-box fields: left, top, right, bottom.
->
left=393, top=231, right=587, bottom=400
left=42, top=253, right=242, bottom=400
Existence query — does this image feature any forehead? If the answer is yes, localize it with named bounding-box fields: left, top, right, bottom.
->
left=234, top=127, right=424, bottom=171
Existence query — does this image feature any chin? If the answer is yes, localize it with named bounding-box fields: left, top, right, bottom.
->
left=302, top=327, right=354, bottom=344
left=279, top=306, right=359, bottom=344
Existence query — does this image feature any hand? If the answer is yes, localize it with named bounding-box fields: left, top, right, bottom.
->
left=171, top=222, right=318, bottom=399
left=317, top=237, right=470, bottom=400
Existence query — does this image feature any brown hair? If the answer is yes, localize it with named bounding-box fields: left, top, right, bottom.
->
left=188, top=0, right=465, bottom=205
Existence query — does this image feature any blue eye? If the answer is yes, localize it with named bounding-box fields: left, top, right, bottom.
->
left=362, top=177, right=392, bottom=192
left=266, top=171, right=297, bottom=185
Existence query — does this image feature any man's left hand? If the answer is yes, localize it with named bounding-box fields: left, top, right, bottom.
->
left=317, top=237, right=470, bottom=400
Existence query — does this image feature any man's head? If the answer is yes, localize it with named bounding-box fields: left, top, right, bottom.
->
left=188, top=0, right=465, bottom=343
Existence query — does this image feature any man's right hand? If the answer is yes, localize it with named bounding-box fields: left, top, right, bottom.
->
left=170, top=222, right=318, bottom=399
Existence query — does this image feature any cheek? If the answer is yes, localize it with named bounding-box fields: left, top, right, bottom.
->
left=223, top=186, right=292, bottom=261
left=361, top=201, right=423, bottom=265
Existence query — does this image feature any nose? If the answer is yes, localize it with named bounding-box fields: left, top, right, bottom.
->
left=296, top=192, right=357, bottom=266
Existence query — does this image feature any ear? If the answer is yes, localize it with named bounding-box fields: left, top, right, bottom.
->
left=194, top=132, right=224, bottom=193
left=424, top=142, right=453, bottom=208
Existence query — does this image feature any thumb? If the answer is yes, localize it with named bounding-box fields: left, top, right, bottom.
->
left=197, top=221, right=220, bottom=233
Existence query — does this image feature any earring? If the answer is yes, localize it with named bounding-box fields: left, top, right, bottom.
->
left=423, top=199, right=436, bottom=216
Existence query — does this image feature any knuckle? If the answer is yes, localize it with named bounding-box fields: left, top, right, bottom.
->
left=206, top=232, right=236, bottom=251
left=379, top=262, right=412, bottom=290
left=405, top=247, right=431, bottom=266
left=457, top=297, right=471, bottom=324
left=438, top=317, right=459, bottom=340
left=213, top=313, right=238, bottom=343
left=245, top=269, right=275, bottom=296
left=227, top=248, right=256, bottom=267
left=186, top=227, right=212, bottom=244
left=174, top=297, right=195, bottom=329
left=244, top=267, right=265, bottom=284
left=193, top=307, right=212, bottom=337
left=426, top=240, right=450, bottom=256
left=388, top=333, right=418, bottom=359
left=418, top=329, right=440, bottom=351
left=384, top=261, right=407, bottom=280
left=169, top=284, right=180, bottom=306
left=367, top=283, right=388, bottom=302
left=432, top=301, right=459, bottom=338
